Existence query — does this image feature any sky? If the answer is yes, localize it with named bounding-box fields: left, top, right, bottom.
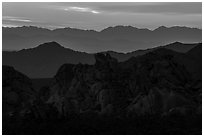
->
left=2, top=2, right=202, bottom=30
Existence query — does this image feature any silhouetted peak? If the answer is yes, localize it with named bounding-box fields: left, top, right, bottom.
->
left=159, top=26, right=167, bottom=28
left=154, top=26, right=202, bottom=32
left=169, top=41, right=183, bottom=45
left=53, top=27, right=98, bottom=34
left=154, top=26, right=168, bottom=31
left=10, top=26, right=51, bottom=31
left=36, top=41, right=65, bottom=50
left=101, top=25, right=138, bottom=33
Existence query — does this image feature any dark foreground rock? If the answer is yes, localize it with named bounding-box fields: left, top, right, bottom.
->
left=2, top=44, right=202, bottom=135
left=2, top=65, right=36, bottom=119
left=47, top=46, right=202, bottom=118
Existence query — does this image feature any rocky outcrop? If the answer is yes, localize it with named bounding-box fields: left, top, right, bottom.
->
left=2, top=66, right=36, bottom=118
left=46, top=47, right=201, bottom=117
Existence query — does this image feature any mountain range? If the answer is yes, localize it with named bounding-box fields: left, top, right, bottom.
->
left=3, top=41, right=201, bottom=78
left=3, top=26, right=201, bottom=53
left=3, top=43, right=202, bottom=134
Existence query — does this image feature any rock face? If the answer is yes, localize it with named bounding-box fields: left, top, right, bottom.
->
left=47, top=46, right=201, bottom=117
left=2, top=66, right=36, bottom=118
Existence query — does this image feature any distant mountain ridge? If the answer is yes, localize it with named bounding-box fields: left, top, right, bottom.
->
left=3, top=41, right=201, bottom=78
left=3, top=25, right=201, bottom=52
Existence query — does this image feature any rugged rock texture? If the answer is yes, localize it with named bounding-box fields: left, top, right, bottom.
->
left=2, top=66, right=36, bottom=118
left=2, top=65, right=60, bottom=122
left=47, top=45, right=202, bottom=117
left=2, top=45, right=202, bottom=135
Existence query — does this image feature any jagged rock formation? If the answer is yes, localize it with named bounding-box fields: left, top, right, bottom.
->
left=2, top=66, right=60, bottom=121
left=2, top=66, right=36, bottom=118
left=47, top=45, right=202, bottom=117
left=2, top=45, right=202, bottom=135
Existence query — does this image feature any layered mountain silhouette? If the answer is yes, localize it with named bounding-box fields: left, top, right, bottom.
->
left=2, top=25, right=202, bottom=134
left=3, top=41, right=200, bottom=78
left=2, top=43, right=202, bottom=134
left=3, top=26, right=201, bottom=52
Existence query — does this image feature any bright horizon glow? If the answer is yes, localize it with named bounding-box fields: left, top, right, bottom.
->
left=2, top=2, right=202, bottom=31
left=1, top=24, right=202, bottom=32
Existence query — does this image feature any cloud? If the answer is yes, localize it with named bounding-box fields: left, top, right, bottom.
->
left=3, top=16, right=32, bottom=22
left=95, top=2, right=201, bottom=15
left=46, top=3, right=201, bottom=16
left=45, top=4, right=101, bottom=14
left=2, top=3, right=201, bottom=31
left=64, top=6, right=100, bottom=14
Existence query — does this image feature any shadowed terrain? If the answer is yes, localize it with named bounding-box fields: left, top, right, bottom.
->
left=2, top=43, right=202, bottom=135
left=2, top=1, right=202, bottom=134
